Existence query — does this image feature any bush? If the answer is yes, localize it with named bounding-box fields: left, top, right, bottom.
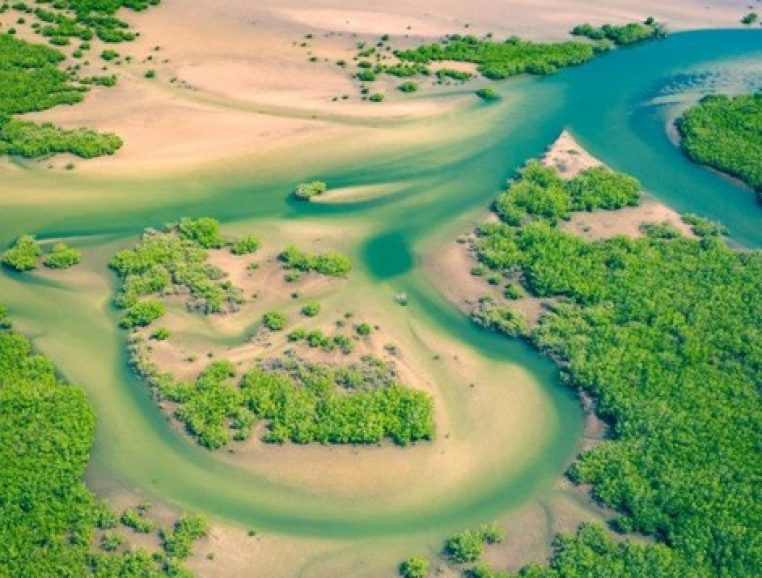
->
left=161, top=514, right=209, bottom=560
left=279, top=245, right=352, bottom=276
left=476, top=87, right=499, bottom=101
left=43, top=243, right=81, bottom=269
left=262, top=311, right=287, bottom=331
left=400, top=556, right=430, bottom=578
left=120, top=508, right=156, bottom=533
left=2, top=234, right=41, bottom=271
left=741, top=12, right=758, bottom=25
left=446, top=530, right=484, bottom=563
left=177, top=217, right=224, bottom=248
left=231, top=235, right=260, bottom=255
left=294, top=180, right=328, bottom=201
left=119, top=300, right=166, bottom=329
left=355, top=322, right=372, bottom=336
left=398, top=81, right=418, bottom=92
left=150, top=327, right=171, bottom=341
left=301, top=301, right=320, bottom=317
left=369, top=92, right=385, bottom=102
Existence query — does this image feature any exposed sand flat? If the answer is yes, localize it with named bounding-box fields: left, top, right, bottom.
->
left=0, top=0, right=743, bottom=174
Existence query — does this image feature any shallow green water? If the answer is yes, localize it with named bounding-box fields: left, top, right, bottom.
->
left=0, top=29, right=760, bottom=544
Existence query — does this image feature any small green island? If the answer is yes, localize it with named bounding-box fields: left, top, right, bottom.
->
left=676, top=93, right=762, bottom=202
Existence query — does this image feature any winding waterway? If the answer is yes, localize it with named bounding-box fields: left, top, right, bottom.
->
left=0, top=29, right=760, bottom=559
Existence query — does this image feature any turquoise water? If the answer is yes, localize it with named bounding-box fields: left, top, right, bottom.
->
left=0, top=29, right=759, bottom=542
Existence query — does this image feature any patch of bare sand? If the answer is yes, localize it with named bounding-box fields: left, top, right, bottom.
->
left=423, top=234, right=549, bottom=328
left=541, top=131, right=695, bottom=241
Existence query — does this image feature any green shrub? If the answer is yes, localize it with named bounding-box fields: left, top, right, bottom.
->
left=262, top=311, right=287, bottom=331
left=150, top=327, right=171, bottom=341
left=476, top=87, right=499, bottom=101
left=177, top=217, right=224, bottom=248
left=2, top=234, right=41, bottom=271
left=120, top=508, right=156, bottom=533
left=279, top=245, right=351, bottom=276
left=741, top=12, right=758, bottom=25
left=301, top=301, right=320, bottom=317
left=355, top=322, right=372, bottom=336
left=369, top=92, right=384, bottom=102
left=161, top=514, right=209, bottom=560
left=294, top=180, right=328, bottom=201
left=399, top=556, right=430, bottom=578
left=445, top=529, right=484, bottom=563
left=119, top=300, right=166, bottom=329
left=231, top=235, right=260, bottom=255
left=43, top=243, right=81, bottom=269
left=398, top=80, right=418, bottom=92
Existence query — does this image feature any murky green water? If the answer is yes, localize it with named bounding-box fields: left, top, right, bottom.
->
left=0, top=30, right=760, bottom=544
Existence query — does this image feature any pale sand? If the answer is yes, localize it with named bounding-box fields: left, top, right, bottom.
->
left=542, top=131, right=695, bottom=240
left=0, top=0, right=744, bottom=174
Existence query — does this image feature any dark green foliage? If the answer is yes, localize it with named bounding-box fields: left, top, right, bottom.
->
left=436, top=68, right=472, bottom=81
left=119, top=299, right=165, bottom=328
left=355, top=322, right=372, bottom=336
left=2, top=234, right=41, bottom=271
left=400, top=556, right=430, bottom=578
left=110, top=219, right=244, bottom=317
left=120, top=508, right=156, bottom=533
left=681, top=213, right=728, bottom=237
left=474, top=160, right=762, bottom=577
left=740, top=12, right=758, bottom=25
left=43, top=242, right=82, bottom=268
left=476, top=87, right=499, bottom=101
left=279, top=245, right=352, bottom=276
left=398, top=80, right=418, bottom=92
left=231, top=234, right=260, bottom=255
left=356, top=68, right=376, bottom=82
left=150, top=327, right=170, bottom=341
left=0, top=118, right=122, bottom=157
left=161, top=514, right=209, bottom=560
left=171, top=360, right=241, bottom=449
left=510, top=524, right=690, bottom=577
left=571, top=18, right=666, bottom=45
left=676, top=93, right=762, bottom=201
left=369, top=92, right=384, bottom=102
left=492, top=161, right=640, bottom=225
left=262, top=310, right=287, bottom=331
left=177, top=216, right=224, bottom=248
left=294, top=180, right=327, bottom=201
left=382, top=63, right=429, bottom=77
left=446, top=529, right=486, bottom=563
left=20, top=0, right=161, bottom=46
left=301, top=301, right=320, bottom=317
left=241, top=356, right=434, bottom=445
left=394, top=34, right=596, bottom=79
left=0, top=34, right=122, bottom=158
left=0, top=306, right=201, bottom=577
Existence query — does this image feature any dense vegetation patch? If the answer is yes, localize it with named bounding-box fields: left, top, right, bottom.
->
left=571, top=17, right=666, bottom=46
left=279, top=244, right=352, bottom=276
left=393, top=34, right=599, bottom=79
left=0, top=305, right=206, bottom=576
left=676, top=93, right=762, bottom=202
left=109, top=218, right=249, bottom=323
left=2, top=234, right=81, bottom=271
left=467, top=159, right=761, bottom=576
left=293, top=180, right=327, bottom=201
left=9, top=0, right=161, bottom=45
left=0, top=33, right=121, bottom=158
left=137, top=354, right=434, bottom=449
